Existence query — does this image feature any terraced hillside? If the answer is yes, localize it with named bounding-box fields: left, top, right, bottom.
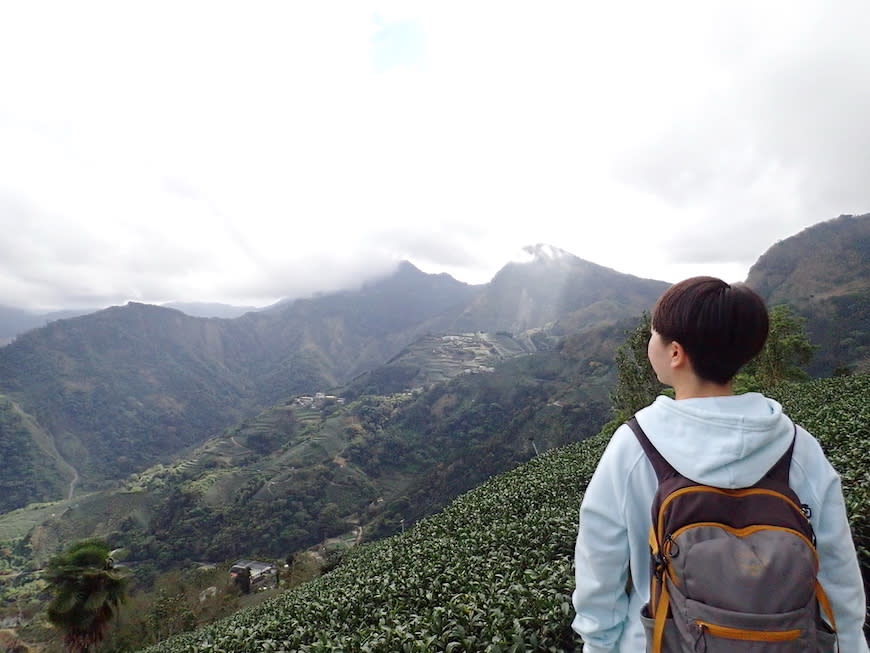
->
left=0, top=319, right=617, bottom=578
left=344, top=332, right=538, bottom=398
left=143, top=374, right=870, bottom=652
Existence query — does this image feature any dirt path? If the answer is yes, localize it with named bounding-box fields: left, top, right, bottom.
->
left=66, top=465, right=79, bottom=501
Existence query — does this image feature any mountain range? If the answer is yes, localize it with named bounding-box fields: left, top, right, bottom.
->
left=746, top=213, right=870, bottom=375
left=0, top=247, right=667, bottom=508
left=0, top=214, right=867, bottom=578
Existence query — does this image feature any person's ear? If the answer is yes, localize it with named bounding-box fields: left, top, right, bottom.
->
left=670, top=341, right=690, bottom=369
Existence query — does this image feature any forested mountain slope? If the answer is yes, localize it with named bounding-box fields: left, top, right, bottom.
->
left=450, top=244, right=668, bottom=335
left=144, top=374, right=870, bottom=652
left=0, top=263, right=477, bottom=499
left=0, top=303, right=263, bottom=485
left=0, top=254, right=663, bottom=509
left=9, top=322, right=621, bottom=571
left=746, top=213, right=870, bottom=375
left=0, top=395, right=72, bottom=513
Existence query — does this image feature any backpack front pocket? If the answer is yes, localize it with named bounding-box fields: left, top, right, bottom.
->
left=684, top=598, right=814, bottom=652
left=670, top=523, right=818, bottom=613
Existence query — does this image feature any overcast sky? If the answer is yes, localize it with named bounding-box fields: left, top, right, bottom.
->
left=1, top=1, right=868, bottom=311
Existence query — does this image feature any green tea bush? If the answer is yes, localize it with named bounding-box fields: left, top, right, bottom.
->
left=769, top=375, right=870, bottom=577
left=143, top=375, right=868, bottom=652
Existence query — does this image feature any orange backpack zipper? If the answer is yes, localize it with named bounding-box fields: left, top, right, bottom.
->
left=696, top=620, right=802, bottom=642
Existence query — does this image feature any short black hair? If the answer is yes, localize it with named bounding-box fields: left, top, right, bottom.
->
left=652, top=276, right=769, bottom=384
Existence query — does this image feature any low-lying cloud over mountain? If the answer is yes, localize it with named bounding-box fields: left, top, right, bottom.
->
left=1, top=3, right=868, bottom=310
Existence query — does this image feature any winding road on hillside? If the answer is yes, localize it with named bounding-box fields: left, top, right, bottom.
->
left=66, top=465, right=79, bottom=501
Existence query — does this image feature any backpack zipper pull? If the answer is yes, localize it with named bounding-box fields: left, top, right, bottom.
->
left=663, top=533, right=680, bottom=559
left=694, top=622, right=708, bottom=653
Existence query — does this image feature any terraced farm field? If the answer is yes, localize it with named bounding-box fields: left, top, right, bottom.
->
left=0, top=502, right=63, bottom=545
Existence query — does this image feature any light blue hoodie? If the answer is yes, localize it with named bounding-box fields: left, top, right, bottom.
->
left=572, top=393, right=868, bottom=652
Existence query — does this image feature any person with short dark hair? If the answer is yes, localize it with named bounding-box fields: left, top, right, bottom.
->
left=650, top=277, right=769, bottom=384
left=571, top=277, right=868, bottom=652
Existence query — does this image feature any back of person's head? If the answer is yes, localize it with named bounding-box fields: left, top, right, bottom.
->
left=652, top=276, right=769, bottom=384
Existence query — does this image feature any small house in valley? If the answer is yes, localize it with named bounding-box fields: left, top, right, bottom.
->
left=230, top=560, right=278, bottom=593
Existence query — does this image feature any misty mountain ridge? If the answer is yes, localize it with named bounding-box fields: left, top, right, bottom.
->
left=0, top=216, right=868, bottom=638
left=0, top=248, right=628, bottom=342
left=518, top=243, right=575, bottom=262
left=451, top=246, right=669, bottom=335
left=0, top=306, right=97, bottom=346
left=0, top=246, right=657, bottom=510
left=0, top=219, right=866, bottom=516
left=0, top=216, right=868, bottom=509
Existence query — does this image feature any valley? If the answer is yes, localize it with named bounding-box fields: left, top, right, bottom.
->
left=0, top=214, right=867, bottom=649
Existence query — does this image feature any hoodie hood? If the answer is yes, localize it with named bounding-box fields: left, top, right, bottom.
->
left=634, top=393, right=795, bottom=488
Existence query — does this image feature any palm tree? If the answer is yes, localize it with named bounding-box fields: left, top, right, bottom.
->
left=44, top=539, right=130, bottom=652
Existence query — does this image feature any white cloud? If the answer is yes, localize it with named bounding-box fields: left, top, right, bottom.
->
left=0, top=1, right=867, bottom=310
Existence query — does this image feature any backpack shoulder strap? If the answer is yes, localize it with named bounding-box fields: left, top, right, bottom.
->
left=763, top=422, right=798, bottom=484
left=626, top=417, right=678, bottom=483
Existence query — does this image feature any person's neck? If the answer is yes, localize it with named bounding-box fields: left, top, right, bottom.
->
left=672, top=378, right=734, bottom=400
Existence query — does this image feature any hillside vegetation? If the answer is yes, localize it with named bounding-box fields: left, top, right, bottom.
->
left=2, top=215, right=865, bottom=514
left=0, top=396, right=71, bottom=513
left=0, top=255, right=655, bottom=510
left=10, top=324, right=616, bottom=573
left=746, top=213, right=870, bottom=375
left=0, top=263, right=478, bottom=502
left=144, top=374, right=870, bottom=652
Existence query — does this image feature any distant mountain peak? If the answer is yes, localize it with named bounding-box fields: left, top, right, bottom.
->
left=520, top=244, right=574, bottom=263
left=358, top=261, right=431, bottom=290
left=395, top=260, right=425, bottom=275
left=371, top=260, right=468, bottom=287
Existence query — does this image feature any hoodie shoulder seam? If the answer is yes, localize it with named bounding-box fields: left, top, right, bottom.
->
left=616, top=426, right=652, bottom=518
left=789, top=425, right=830, bottom=509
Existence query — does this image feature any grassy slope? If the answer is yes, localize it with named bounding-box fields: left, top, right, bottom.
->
left=144, top=374, right=870, bottom=652
left=0, top=396, right=71, bottom=513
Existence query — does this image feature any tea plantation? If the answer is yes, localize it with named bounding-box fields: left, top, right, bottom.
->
left=143, top=375, right=869, bottom=652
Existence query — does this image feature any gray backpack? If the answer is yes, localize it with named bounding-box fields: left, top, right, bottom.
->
left=628, top=418, right=839, bottom=652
